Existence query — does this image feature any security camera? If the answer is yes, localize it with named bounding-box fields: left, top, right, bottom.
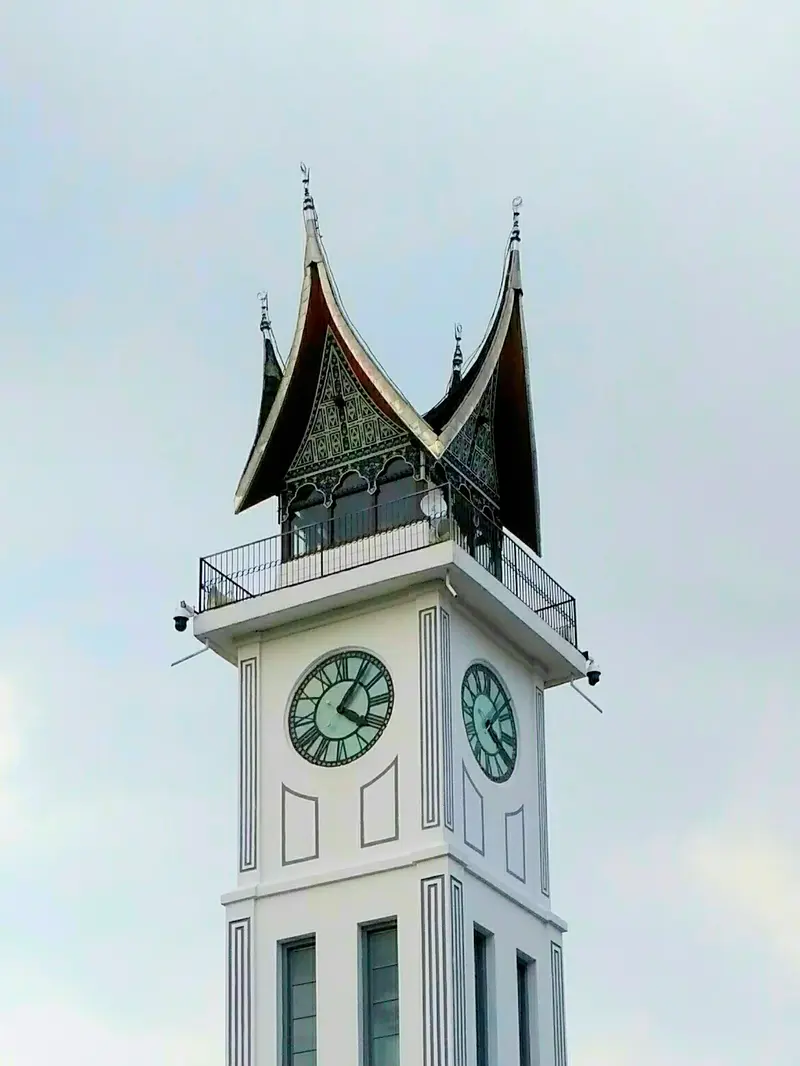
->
left=586, top=659, right=601, bottom=687
left=173, top=601, right=195, bottom=633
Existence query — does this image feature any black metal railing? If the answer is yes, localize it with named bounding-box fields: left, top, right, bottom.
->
left=198, top=487, right=578, bottom=647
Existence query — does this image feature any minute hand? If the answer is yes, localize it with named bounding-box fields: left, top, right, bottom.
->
left=338, top=679, right=361, bottom=713
left=486, top=722, right=509, bottom=763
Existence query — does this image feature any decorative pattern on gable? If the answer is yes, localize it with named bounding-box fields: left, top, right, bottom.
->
left=444, top=369, right=499, bottom=501
left=287, top=329, right=409, bottom=500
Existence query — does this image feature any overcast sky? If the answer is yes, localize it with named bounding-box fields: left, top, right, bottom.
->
left=2, top=2, right=799, bottom=1063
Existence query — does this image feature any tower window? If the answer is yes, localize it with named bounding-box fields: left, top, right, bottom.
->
left=282, top=939, right=317, bottom=1066
left=363, top=923, right=400, bottom=1066
left=376, top=459, right=419, bottom=530
left=332, top=473, right=373, bottom=543
left=516, top=954, right=536, bottom=1066
left=474, top=928, right=492, bottom=1066
left=289, top=490, right=330, bottom=557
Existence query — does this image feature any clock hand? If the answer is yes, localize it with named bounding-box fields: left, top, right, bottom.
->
left=339, top=680, right=359, bottom=711
left=337, top=705, right=365, bottom=726
left=486, top=721, right=509, bottom=763
left=338, top=657, right=376, bottom=712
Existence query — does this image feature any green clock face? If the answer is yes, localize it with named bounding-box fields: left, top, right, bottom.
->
left=461, top=663, right=517, bottom=782
left=288, top=650, right=394, bottom=767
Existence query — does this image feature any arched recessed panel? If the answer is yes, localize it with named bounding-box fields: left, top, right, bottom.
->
left=462, top=763, right=485, bottom=855
left=281, top=785, right=319, bottom=866
left=360, top=758, right=399, bottom=847
left=504, top=805, right=526, bottom=882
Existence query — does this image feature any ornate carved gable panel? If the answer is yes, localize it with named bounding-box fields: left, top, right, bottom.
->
left=444, top=370, right=500, bottom=501
left=287, top=330, right=410, bottom=500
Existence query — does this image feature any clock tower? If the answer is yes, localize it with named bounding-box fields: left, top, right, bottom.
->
left=192, top=175, right=590, bottom=1066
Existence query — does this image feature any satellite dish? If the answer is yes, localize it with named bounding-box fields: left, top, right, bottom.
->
left=421, top=488, right=447, bottom=519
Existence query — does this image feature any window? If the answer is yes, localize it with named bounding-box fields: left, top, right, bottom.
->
left=516, top=955, right=535, bottom=1066
left=283, top=940, right=317, bottom=1066
left=376, top=460, right=418, bottom=531
left=363, top=924, right=400, bottom=1066
left=289, top=491, right=330, bottom=557
left=474, top=929, right=491, bottom=1066
left=332, top=474, right=372, bottom=543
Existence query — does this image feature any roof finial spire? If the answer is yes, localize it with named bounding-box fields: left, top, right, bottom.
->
left=258, top=290, right=271, bottom=335
left=254, top=289, right=283, bottom=434
left=449, top=322, right=464, bottom=392
left=511, top=196, right=523, bottom=245
left=301, top=161, right=317, bottom=220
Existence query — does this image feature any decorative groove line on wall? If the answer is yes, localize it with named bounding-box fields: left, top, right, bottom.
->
left=441, top=608, right=454, bottom=831
left=551, top=942, right=567, bottom=1066
left=421, top=875, right=449, bottom=1066
left=281, top=785, right=320, bottom=866
left=449, top=876, right=467, bottom=1066
left=461, top=762, right=485, bottom=855
left=226, top=917, right=252, bottom=1066
left=360, top=757, right=400, bottom=847
left=238, top=658, right=259, bottom=873
left=536, top=687, right=551, bottom=896
left=504, top=805, right=527, bottom=883
left=420, top=608, right=442, bottom=829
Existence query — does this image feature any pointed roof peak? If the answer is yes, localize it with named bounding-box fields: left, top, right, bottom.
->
left=509, top=196, right=523, bottom=291
left=257, top=289, right=281, bottom=367
left=511, top=195, right=523, bottom=245
left=300, top=161, right=324, bottom=262
left=258, top=290, right=271, bottom=335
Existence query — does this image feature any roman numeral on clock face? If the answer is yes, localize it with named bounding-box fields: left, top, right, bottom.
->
left=296, top=722, right=326, bottom=760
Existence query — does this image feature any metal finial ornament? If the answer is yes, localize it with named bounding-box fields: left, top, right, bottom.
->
left=511, top=196, right=523, bottom=243
left=449, top=322, right=464, bottom=392
left=453, top=322, right=463, bottom=374
left=300, top=162, right=314, bottom=212
left=258, top=290, right=271, bottom=334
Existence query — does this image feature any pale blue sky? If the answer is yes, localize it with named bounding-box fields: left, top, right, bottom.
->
left=1, top=2, right=799, bottom=1063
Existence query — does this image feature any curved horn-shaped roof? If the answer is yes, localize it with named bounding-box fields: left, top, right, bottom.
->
left=424, top=239, right=542, bottom=555
left=234, top=196, right=440, bottom=514
left=235, top=191, right=542, bottom=556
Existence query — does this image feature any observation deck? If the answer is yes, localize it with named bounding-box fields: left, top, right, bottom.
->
left=194, top=489, right=586, bottom=688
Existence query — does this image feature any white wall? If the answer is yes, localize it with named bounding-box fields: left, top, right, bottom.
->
left=224, top=855, right=566, bottom=1066
left=223, top=581, right=567, bottom=1066
left=460, top=866, right=566, bottom=1066
left=251, top=587, right=441, bottom=889
left=447, top=602, right=552, bottom=909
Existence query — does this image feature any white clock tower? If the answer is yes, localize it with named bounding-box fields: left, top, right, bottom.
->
left=192, top=176, right=590, bottom=1066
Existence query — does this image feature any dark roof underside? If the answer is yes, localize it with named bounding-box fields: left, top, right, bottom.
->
left=493, top=299, right=541, bottom=555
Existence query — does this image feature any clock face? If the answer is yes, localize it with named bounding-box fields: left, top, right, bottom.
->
left=461, top=663, right=517, bottom=782
left=288, top=650, right=394, bottom=767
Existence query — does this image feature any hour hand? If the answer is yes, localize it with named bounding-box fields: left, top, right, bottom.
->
left=337, top=704, right=365, bottom=726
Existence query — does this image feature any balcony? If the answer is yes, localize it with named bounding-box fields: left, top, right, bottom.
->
left=198, top=488, right=578, bottom=650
